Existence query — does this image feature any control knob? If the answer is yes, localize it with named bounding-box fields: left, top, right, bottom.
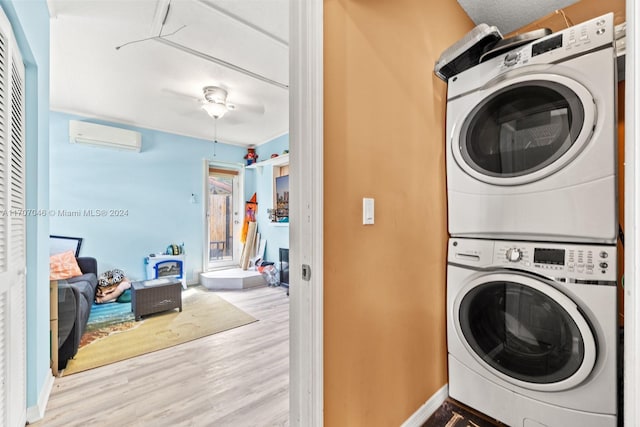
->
left=506, top=248, right=522, bottom=262
left=504, top=52, right=520, bottom=67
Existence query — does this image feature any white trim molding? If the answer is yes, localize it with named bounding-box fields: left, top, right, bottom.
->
left=401, top=384, right=449, bottom=427
left=25, top=370, right=55, bottom=423
left=289, top=0, right=323, bottom=426
left=624, top=1, right=639, bottom=426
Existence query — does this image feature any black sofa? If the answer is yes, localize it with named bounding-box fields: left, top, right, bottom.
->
left=57, top=257, right=98, bottom=370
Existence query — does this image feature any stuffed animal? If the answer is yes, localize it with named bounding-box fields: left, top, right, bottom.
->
left=244, top=147, right=258, bottom=165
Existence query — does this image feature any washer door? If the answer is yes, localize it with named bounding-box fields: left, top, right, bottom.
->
left=454, top=272, right=597, bottom=392
left=451, top=74, right=596, bottom=186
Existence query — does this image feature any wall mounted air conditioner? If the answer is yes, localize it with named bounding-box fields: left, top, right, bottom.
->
left=69, top=120, right=142, bottom=152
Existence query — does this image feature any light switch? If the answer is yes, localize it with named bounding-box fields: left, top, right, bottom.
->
left=363, top=198, right=374, bottom=225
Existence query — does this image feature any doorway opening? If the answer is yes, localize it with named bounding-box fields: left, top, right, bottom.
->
left=206, top=165, right=243, bottom=270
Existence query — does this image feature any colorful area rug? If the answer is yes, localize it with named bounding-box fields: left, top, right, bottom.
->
left=62, top=286, right=257, bottom=376
left=78, top=293, right=137, bottom=348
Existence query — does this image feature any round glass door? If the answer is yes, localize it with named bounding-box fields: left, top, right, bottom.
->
left=458, top=279, right=591, bottom=385
left=453, top=76, right=596, bottom=185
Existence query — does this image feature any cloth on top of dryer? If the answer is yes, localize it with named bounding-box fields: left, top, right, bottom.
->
left=434, top=23, right=502, bottom=82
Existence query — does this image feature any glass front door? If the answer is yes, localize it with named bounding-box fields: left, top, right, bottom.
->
left=207, top=166, right=242, bottom=269
left=458, top=279, right=589, bottom=385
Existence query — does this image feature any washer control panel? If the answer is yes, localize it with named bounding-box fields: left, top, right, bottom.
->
left=449, top=238, right=617, bottom=282
left=505, top=247, right=522, bottom=262
left=495, top=243, right=616, bottom=281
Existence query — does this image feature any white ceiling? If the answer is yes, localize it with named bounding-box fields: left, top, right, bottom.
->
left=49, top=0, right=586, bottom=147
left=49, top=0, right=290, bottom=147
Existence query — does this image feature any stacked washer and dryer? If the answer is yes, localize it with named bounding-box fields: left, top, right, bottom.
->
left=443, top=13, right=619, bottom=427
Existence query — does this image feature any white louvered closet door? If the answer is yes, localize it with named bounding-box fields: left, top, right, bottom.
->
left=0, top=7, right=26, bottom=427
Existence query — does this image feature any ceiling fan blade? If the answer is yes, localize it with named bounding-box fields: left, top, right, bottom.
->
left=232, top=101, right=265, bottom=116
left=224, top=115, right=244, bottom=125
left=160, top=87, right=202, bottom=103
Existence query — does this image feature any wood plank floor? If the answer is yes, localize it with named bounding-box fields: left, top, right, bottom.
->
left=32, top=286, right=290, bottom=427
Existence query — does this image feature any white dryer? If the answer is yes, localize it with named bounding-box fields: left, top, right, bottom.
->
left=446, top=13, right=618, bottom=243
left=447, top=238, right=618, bottom=427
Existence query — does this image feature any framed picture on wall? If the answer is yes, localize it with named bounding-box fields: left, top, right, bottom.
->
left=275, top=175, right=289, bottom=222
left=50, top=235, right=83, bottom=257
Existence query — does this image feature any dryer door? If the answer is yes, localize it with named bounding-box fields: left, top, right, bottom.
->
left=452, top=74, right=597, bottom=186
left=453, top=272, right=597, bottom=392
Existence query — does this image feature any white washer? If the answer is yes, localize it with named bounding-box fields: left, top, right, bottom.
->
left=447, top=238, right=618, bottom=427
left=446, top=13, right=617, bottom=243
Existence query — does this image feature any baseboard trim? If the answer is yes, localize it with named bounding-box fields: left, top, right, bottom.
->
left=401, top=383, right=449, bottom=427
left=26, top=369, right=55, bottom=424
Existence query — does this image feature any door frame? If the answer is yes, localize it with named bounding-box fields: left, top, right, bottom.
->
left=202, top=159, right=245, bottom=272
left=625, top=2, right=639, bottom=426
left=290, top=0, right=323, bottom=425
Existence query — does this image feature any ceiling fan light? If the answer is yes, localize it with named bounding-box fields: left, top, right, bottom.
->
left=202, top=102, right=227, bottom=119
left=203, top=86, right=228, bottom=104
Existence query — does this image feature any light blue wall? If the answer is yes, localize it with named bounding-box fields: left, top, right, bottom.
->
left=245, top=169, right=256, bottom=201
left=253, top=134, right=289, bottom=263
left=243, top=133, right=287, bottom=203
left=50, top=111, right=247, bottom=283
left=256, top=133, right=289, bottom=160
left=1, top=0, right=51, bottom=412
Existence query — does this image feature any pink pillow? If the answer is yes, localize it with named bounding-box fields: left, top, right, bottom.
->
left=50, top=250, right=83, bottom=280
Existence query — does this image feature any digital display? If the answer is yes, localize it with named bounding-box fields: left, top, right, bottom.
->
left=534, top=248, right=565, bottom=265
left=532, top=34, right=563, bottom=57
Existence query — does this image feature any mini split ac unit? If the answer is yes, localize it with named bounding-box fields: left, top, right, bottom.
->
left=69, top=120, right=142, bottom=152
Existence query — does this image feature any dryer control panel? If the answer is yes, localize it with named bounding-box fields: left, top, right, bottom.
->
left=499, top=14, right=613, bottom=70
left=449, top=238, right=617, bottom=283
left=447, top=13, right=615, bottom=99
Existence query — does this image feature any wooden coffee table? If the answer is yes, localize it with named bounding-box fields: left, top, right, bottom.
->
left=131, top=278, right=183, bottom=320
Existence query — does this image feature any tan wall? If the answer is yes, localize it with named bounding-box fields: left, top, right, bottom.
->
left=323, top=1, right=473, bottom=425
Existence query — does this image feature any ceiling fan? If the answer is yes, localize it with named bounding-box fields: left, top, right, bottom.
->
left=161, top=85, right=266, bottom=124
left=200, top=86, right=235, bottom=119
